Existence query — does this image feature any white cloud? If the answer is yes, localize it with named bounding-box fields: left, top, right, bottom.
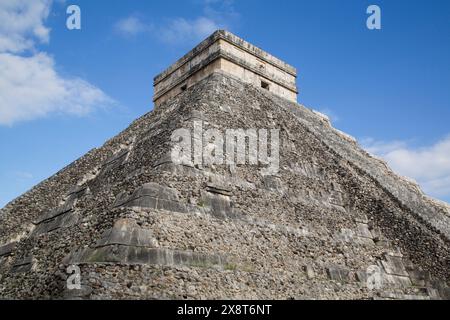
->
left=0, top=53, right=113, bottom=125
left=159, top=17, right=220, bottom=44
left=362, top=136, right=450, bottom=200
left=114, top=16, right=150, bottom=37
left=0, top=0, right=114, bottom=126
left=115, top=0, right=238, bottom=45
left=0, top=0, right=51, bottom=53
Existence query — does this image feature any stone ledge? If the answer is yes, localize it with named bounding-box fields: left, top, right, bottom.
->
left=66, top=246, right=226, bottom=269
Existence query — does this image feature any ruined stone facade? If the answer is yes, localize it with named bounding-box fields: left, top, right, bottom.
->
left=153, top=30, right=298, bottom=106
left=0, top=31, right=449, bottom=300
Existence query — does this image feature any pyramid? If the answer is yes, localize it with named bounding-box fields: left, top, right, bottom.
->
left=0, top=30, right=449, bottom=300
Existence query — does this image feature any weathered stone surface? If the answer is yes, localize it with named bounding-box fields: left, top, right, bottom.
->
left=206, top=183, right=232, bottom=196
left=63, top=285, right=93, bottom=300
left=11, top=256, right=32, bottom=273
left=383, top=274, right=412, bottom=288
left=101, top=149, right=129, bottom=173
left=263, top=176, right=286, bottom=194
left=0, top=50, right=448, bottom=299
left=378, top=292, right=430, bottom=300
left=201, top=191, right=239, bottom=220
left=32, top=209, right=80, bottom=236
left=356, top=223, right=373, bottom=239
left=0, top=242, right=16, bottom=257
left=381, top=255, right=409, bottom=277
left=33, top=203, right=73, bottom=225
left=95, top=219, right=157, bottom=248
left=304, top=265, right=315, bottom=279
left=68, top=246, right=225, bottom=268
left=114, top=182, right=191, bottom=214
left=327, top=266, right=351, bottom=283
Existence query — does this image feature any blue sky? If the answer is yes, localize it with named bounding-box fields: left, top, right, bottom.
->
left=0, top=0, right=449, bottom=207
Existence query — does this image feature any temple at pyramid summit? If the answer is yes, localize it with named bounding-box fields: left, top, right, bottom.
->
left=153, top=30, right=298, bottom=106
left=0, top=30, right=449, bottom=300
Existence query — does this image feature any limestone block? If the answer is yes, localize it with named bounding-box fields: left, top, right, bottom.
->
left=355, top=270, right=368, bottom=284
left=379, top=292, right=429, bottom=300
left=354, top=215, right=369, bottom=224
left=334, top=228, right=355, bottom=243
left=201, top=191, right=239, bottom=219
left=68, top=246, right=225, bottom=269
left=32, top=210, right=80, bottom=236
left=381, top=255, right=409, bottom=277
left=115, top=183, right=193, bottom=214
left=263, top=176, right=285, bottom=194
left=356, top=223, right=373, bottom=239
left=95, top=219, right=157, bottom=248
left=33, top=202, right=73, bottom=225
left=304, top=265, right=315, bottom=279
left=101, top=149, right=129, bottom=172
left=407, top=269, right=427, bottom=287
left=383, top=274, right=412, bottom=288
left=63, top=285, right=93, bottom=300
left=327, top=266, right=351, bottom=283
left=11, top=256, right=32, bottom=273
left=66, top=185, right=88, bottom=198
left=0, top=242, right=17, bottom=257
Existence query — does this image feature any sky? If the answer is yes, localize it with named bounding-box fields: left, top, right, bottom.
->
left=0, top=0, right=449, bottom=207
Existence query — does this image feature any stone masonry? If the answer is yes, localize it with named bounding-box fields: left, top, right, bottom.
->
left=0, top=31, right=449, bottom=300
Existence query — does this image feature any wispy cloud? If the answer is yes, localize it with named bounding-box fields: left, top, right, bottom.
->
left=362, top=136, right=450, bottom=201
left=0, top=0, right=114, bottom=126
left=14, top=171, right=34, bottom=180
left=114, top=15, right=151, bottom=37
left=115, top=0, right=239, bottom=45
left=159, top=16, right=220, bottom=44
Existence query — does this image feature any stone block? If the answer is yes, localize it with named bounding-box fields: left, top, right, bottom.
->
left=381, top=255, right=409, bottom=277
left=0, top=242, right=17, bottom=257
left=304, top=265, right=315, bottom=279
left=63, top=285, right=93, bottom=300
left=334, top=228, right=354, bottom=243
left=327, top=266, right=351, bottom=283
left=408, top=270, right=426, bottom=287
left=354, top=215, right=369, bottom=224
left=379, top=292, right=429, bottom=300
left=356, top=237, right=375, bottom=246
left=115, top=183, right=193, bottom=215
left=67, top=245, right=225, bottom=269
left=263, top=176, right=285, bottom=194
left=33, top=202, right=73, bottom=225
left=202, top=192, right=238, bottom=219
left=101, top=149, right=129, bottom=172
left=32, top=210, right=80, bottom=236
left=355, top=270, right=369, bottom=284
left=66, top=185, right=88, bottom=198
left=383, top=274, right=412, bottom=288
left=356, top=223, right=373, bottom=239
left=11, top=256, right=32, bottom=273
left=95, top=219, right=157, bottom=248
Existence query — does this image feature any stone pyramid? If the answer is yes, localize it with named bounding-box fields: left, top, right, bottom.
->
left=0, top=31, right=449, bottom=300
